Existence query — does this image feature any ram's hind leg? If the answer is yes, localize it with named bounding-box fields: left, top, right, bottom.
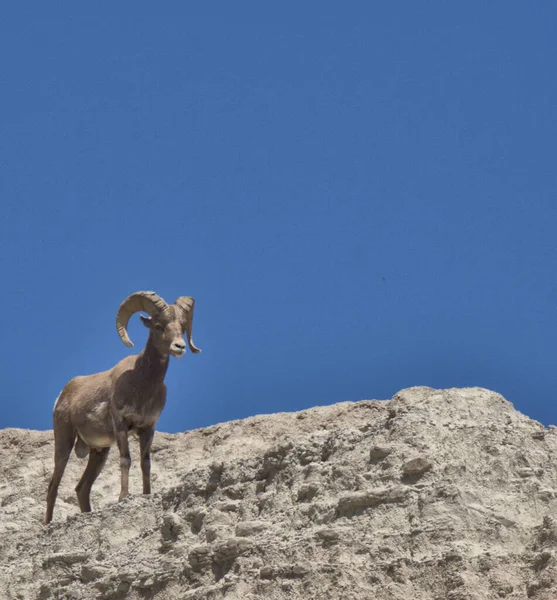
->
left=45, top=415, right=76, bottom=524
left=75, top=447, right=110, bottom=513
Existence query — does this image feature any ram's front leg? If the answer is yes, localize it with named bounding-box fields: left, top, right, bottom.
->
left=139, top=427, right=155, bottom=495
left=114, top=418, right=132, bottom=501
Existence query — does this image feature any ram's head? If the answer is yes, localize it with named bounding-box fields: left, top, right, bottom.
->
left=116, top=291, right=201, bottom=358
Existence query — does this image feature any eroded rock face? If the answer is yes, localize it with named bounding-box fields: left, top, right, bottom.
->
left=2, top=387, right=557, bottom=599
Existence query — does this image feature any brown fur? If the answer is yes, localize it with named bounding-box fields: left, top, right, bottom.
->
left=45, top=302, right=200, bottom=524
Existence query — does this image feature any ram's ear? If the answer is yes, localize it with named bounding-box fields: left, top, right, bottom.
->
left=140, top=315, right=153, bottom=329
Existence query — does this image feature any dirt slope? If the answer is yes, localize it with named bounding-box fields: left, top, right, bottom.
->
left=2, top=387, right=557, bottom=599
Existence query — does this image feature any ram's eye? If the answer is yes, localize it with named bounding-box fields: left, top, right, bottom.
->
left=154, top=323, right=164, bottom=332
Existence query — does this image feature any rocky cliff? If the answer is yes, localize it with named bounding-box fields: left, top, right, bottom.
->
left=2, top=387, right=557, bottom=599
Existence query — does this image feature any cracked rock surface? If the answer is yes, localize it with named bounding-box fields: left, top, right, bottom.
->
left=2, top=387, right=557, bottom=599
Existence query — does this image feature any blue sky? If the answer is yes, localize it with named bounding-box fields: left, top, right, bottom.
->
left=1, top=3, right=556, bottom=432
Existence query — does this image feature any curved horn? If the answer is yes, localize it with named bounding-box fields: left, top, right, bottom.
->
left=174, top=296, right=202, bottom=354
left=116, top=291, right=170, bottom=347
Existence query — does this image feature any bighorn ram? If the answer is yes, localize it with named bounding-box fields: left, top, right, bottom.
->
left=45, top=291, right=201, bottom=524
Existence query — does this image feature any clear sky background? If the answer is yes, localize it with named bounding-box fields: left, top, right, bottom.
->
left=1, top=3, right=556, bottom=433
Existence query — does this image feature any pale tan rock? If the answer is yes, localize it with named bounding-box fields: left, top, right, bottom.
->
left=2, top=387, right=557, bottom=599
